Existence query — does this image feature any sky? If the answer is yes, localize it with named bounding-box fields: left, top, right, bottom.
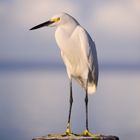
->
left=0, top=1, right=140, bottom=140
left=0, top=0, right=140, bottom=68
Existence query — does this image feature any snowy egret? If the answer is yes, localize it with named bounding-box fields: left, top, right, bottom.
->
left=30, top=12, right=98, bottom=137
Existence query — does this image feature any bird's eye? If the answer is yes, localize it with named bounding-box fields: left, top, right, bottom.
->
left=56, top=17, right=60, bottom=22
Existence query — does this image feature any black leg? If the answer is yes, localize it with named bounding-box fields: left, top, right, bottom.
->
left=47, top=79, right=75, bottom=137
left=67, top=79, right=73, bottom=125
left=85, top=80, right=89, bottom=131
left=76, top=79, right=102, bottom=137
left=65, top=79, right=73, bottom=135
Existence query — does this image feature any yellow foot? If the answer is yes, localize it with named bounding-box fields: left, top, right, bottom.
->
left=77, top=129, right=102, bottom=138
left=48, top=127, right=75, bottom=137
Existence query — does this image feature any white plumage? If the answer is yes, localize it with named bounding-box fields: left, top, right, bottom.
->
left=30, top=12, right=99, bottom=135
left=54, top=13, right=98, bottom=94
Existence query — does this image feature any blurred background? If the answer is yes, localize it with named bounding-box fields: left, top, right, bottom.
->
left=0, top=0, right=140, bottom=140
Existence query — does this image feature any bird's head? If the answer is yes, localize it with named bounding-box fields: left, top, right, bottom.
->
left=30, top=12, right=78, bottom=30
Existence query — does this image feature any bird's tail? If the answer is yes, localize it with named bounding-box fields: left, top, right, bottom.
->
left=88, top=83, right=96, bottom=94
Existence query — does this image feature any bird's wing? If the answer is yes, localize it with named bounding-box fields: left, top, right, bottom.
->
left=77, top=26, right=98, bottom=86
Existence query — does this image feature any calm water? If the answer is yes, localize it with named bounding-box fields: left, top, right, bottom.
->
left=0, top=68, right=140, bottom=140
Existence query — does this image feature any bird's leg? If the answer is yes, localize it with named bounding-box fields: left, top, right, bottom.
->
left=48, top=79, right=75, bottom=137
left=59, top=79, right=75, bottom=136
left=68, top=79, right=73, bottom=126
left=85, top=79, right=89, bottom=132
left=63, top=79, right=75, bottom=136
left=77, top=79, right=101, bottom=138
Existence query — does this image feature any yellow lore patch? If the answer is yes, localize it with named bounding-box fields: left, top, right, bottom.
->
left=51, top=17, right=60, bottom=22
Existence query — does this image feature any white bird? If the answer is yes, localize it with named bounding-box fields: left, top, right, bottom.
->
left=30, top=12, right=98, bottom=137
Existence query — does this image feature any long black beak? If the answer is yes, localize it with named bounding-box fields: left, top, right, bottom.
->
left=30, top=20, right=54, bottom=30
